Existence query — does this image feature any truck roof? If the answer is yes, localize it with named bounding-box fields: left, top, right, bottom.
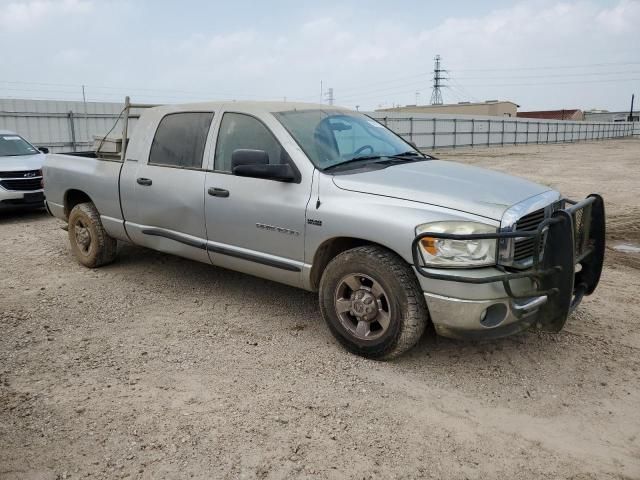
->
left=146, top=101, right=350, bottom=115
left=0, top=129, right=19, bottom=135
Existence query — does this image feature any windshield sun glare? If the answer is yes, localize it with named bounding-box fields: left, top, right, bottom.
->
left=274, top=110, right=420, bottom=170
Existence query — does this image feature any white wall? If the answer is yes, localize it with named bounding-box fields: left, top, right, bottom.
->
left=0, top=98, right=143, bottom=153
left=0, top=98, right=636, bottom=154
left=367, top=111, right=636, bottom=149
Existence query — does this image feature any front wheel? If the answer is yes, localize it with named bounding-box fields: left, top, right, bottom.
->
left=319, top=245, right=428, bottom=359
left=68, top=202, right=117, bottom=268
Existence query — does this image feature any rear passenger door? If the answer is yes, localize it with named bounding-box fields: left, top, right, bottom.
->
left=120, top=111, right=214, bottom=264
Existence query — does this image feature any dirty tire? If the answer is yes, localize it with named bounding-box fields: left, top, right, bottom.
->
left=319, top=245, right=428, bottom=360
left=68, top=202, right=117, bottom=268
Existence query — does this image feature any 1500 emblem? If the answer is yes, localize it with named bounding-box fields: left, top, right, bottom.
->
left=256, top=223, right=300, bottom=236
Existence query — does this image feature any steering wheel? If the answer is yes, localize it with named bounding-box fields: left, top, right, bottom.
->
left=353, top=145, right=374, bottom=157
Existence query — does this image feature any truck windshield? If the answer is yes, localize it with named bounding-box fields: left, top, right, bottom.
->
left=0, top=134, right=39, bottom=157
left=274, top=109, right=422, bottom=170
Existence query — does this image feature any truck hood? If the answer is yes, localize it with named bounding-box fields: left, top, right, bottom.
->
left=331, top=159, right=553, bottom=221
left=0, top=153, right=46, bottom=172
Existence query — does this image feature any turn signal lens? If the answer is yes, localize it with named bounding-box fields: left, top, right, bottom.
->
left=419, top=237, right=438, bottom=255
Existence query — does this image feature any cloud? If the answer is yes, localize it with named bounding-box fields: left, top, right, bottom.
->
left=0, top=0, right=93, bottom=31
left=52, top=47, right=88, bottom=64
left=1, top=0, right=638, bottom=110
left=596, top=0, right=640, bottom=33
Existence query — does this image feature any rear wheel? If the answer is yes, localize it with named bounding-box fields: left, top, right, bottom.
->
left=319, top=245, right=428, bottom=359
left=68, top=202, right=117, bottom=268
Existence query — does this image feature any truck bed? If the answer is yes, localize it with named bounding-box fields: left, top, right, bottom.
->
left=43, top=153, right=127, bottom=240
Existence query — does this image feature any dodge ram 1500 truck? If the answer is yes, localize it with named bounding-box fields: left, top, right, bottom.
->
left=43, top=101, right=605, bottom=359
left=1, top=130, right=48, bottom=210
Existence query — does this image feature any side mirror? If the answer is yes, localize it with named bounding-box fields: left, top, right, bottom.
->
left=38, top=147, right=49, bottom=154
left=231, top=149, right=297, bottom=182
left=231, top=149, right=269, bottom=169
left=233, top=163, right=297, bottom=182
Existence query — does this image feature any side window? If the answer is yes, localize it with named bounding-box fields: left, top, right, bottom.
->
left=149, top=112, right=214, bottom=168
left=214, top=113, right=287, bottom=172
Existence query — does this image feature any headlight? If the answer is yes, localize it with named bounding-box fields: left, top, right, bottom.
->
left=415, top=221, right=497, bottom=267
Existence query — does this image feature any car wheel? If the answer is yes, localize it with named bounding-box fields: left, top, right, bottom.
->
left=319, top=245, right=428, bottom=359
left=68, top=202, right=117, bottom=268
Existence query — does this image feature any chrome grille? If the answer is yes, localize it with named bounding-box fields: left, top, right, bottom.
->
left=0, top=178, right=42, bottom=191
left=499, top=193, right=567, bottom=269
left=0, top=170, right=42, bottom=191
left=513, top=208, right=546, bottom=262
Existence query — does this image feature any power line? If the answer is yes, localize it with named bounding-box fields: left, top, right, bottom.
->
left=332, top=76, right=640, bottom=107
left=443, top=86, right=464, bottom=103
left=453, top=77, right=640, bottom=88
left=322, top=72, right=431, bottom=95
left=324, top=61, right=640, bottom=101
left=0, top=79, right=296, bottom=101
left=336, top=79, right=433, bottom=102
left=453, top=70, right=640, bottom=80
left=447, top=77, right=480, bottom=102
left=333, top=68, right=640, bottom=102
left=449, top=60, right=640, bottom=72
left=2, top=58, right=640, bottom=106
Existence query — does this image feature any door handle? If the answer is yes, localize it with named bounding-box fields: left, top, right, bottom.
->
left=208, top=187, right=229, bottom=198
left=137, top=177, right=153, bottom=186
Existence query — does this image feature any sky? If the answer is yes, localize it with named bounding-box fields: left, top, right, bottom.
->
left=0, top=0, right=638, bottom=111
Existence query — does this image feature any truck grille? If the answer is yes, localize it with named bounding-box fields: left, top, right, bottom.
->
left=0, top=178, right=42, bottom=191
left=513, top=208, right=546, bottom=263
left=571, top=203, right=592, bottom=259
left=0, top=170, right=40, bottom=179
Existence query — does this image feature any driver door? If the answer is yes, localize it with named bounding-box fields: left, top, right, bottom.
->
left=204, top=112, right=313, bottom=287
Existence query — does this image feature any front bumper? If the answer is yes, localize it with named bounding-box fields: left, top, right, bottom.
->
left=423, top=292, right=546, bottom=339
left=412, top=194, right=605, bottom=339
left=0, top=189, right=45, bottom=210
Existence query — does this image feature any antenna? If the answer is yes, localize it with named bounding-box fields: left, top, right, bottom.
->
left=430, top=54, right=447, bottom=105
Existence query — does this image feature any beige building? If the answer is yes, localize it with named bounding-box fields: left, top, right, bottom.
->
left=517, top=109, right=584, bottom=121
left=376, top=100, right=519, bottom=117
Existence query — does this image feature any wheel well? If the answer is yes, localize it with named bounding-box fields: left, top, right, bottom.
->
left=310, top=237, right=382, bottom=291
left=64, top=189, right=92, bottom=219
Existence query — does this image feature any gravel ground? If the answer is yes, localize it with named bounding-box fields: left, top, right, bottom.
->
left=1, top=138, right=639, bottom=480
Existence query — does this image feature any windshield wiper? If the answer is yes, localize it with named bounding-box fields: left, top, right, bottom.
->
left=393, top=151, right=422, bottom=157
left=394, top=150, right=438, bottom=160
left=323, top=152, right=427, bottom=171
left=323, top=155, right=384, bottom=171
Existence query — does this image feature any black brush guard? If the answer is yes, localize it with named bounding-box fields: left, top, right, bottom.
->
left=411, top=194, right=605, bottom=332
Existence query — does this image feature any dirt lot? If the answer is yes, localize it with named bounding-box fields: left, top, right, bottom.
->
left=2, top=138, right=640, bottom=480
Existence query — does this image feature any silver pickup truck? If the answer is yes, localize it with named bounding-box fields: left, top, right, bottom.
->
left=44, top=101, right=605, bottom=359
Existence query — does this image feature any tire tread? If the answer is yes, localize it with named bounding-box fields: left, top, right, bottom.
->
left=68, top=202, right=117, bottom=268
left=319, top=245, right=428, bottom=359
